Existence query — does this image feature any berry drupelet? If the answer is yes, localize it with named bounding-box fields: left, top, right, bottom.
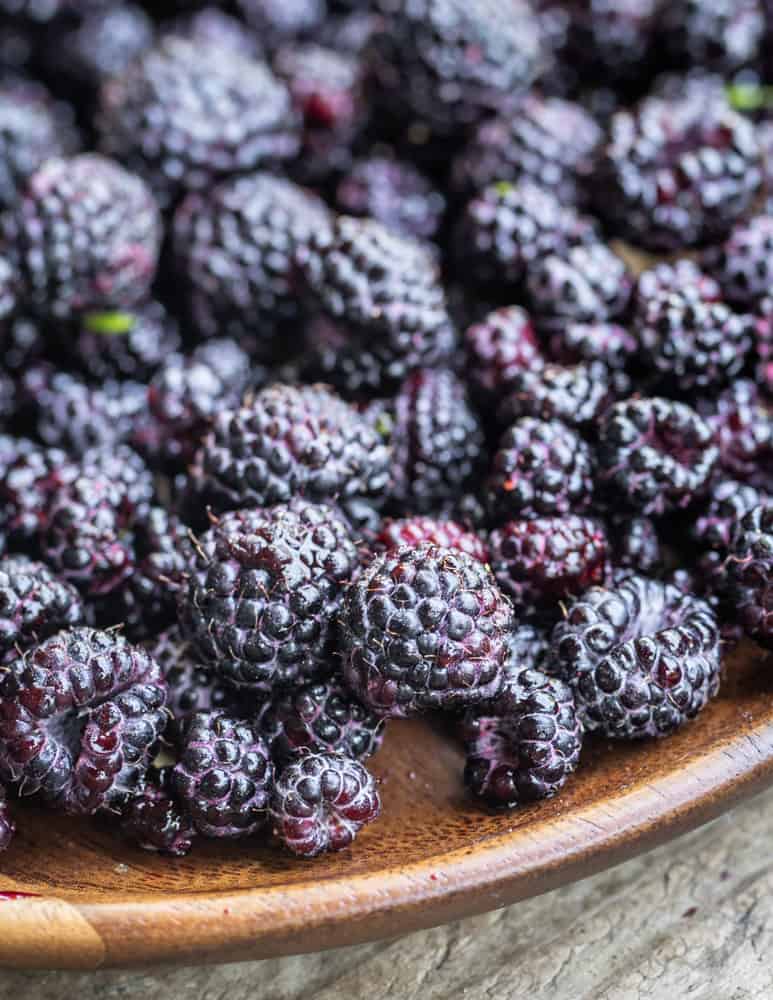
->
left=181, top=502, right=359, bottom=696
left=2, top=154, right=161, bottom=321
left=593, top=93, right=762, bottom=251
left=597, top=397, right=718, bottom=516
left=270, top=752, right=380, bottom=857
left=549, top=575, right=721, bottom=739
left=0, top=556, right=84, bottom=660
left=297, top=216, right=455, bottom=397
left=463, top=662, right=582, bottom=807
left=122, top=766, right=196, bottom=857
left=264, top=678, right=385, bottom=764
left=457, top=181, right=595, bottom=293
left=464, top=306, right=544, bottom=404
left=196, top=383, right=391, bottom=512
left=174, top=711, right=274, bottom=839
left=451, top=94, right=602, bottom=206
left=489, top=515, right=608, bottom=616
left=0, top=79, right=79, bottom=209
left=0, top=627, right=167, bottom=814
left=383, top=368, right=486, bottom=516
left=173, top=172, right=331, bottom=350
left=366, top=0, right=542, bottom=136
left=341, top=542, right=513, bottom=718
left=723, top=504, right=772, bottom=649
left=336, top=155, right=445, bottom=242
left=376, top=517, right=489, bottom=563
left=487, top=418, right=595, bottom=522
left=98, top=36, right=300, bottom=205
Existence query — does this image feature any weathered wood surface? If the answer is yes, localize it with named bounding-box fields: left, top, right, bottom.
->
left=2, top=783, right=773, bottom=999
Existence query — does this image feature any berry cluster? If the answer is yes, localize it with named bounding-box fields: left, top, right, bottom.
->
left=0, top=0, right=770, bottom=865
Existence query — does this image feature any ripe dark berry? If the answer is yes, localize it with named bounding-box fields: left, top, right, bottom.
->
left=0, top=627, right=167, bottom=813
left=341, top=543, right=513, bottom=718
left=72, top=302, right=181, bottom=383
left=608, top=515, right=663, bottom=576
left=498, top=362, right=614, bottom=431
left=0, top=784, right=13, bottom=851
left=53, top=3, right=155, bottom=93
left=146, top=339, right=254, bottom=469
left=181, top=502, right=359, bottom=695
left=170, top=7, right=262, bottom=58
left=659, top=0, right=764, bottom=73
left=487, top=418, right=595, bottom=521
left=264, top=678, right=385, bottom=764
left=463, top=664, right=582, bottom=807
left=98, top=37, right=299, bottom=205
left=594, top=93, right=762, bottom=251
left=196, top=383, right=391, bottom=512
left=173, top=172, right=331, bottom=350
left=458, top=181, right=596, bottom=293
left=701, top=380, right=773, bottom=493
left=692, top=480, right=768, bottom=554
left=3, top=154, right=161, bottom=321
left=41, top=445, right=154, bottom=597
left=384, top=369, right=485, bottom=515
left=539, top=0, right=659, bottom=89
left=464, top=306, right=544, bottom=403
left=174, top=711, right=274, bottom=839
left=633, top=258, right=721, bottom=319
left=704, top=214, right=773, bottom=309
left=550, top=575, right=721, bottom=738
left=273, top=43, right=365, bottom=182
left=548, top=322, right=636, bottom=372
left=0, top=439, right=75, bottom=544
left=122, top=766, right=195, bottom=857
left=270, top=752, right=380, bottom=857
left=234, top=0, right=327, bottom=49
left=527, top=242, right=632, bottom=329
left=149, top=628, right=239, bottom=743
left=723, top=503, right=772, bottom=648
left=376, top=517, right=489, bottom=563
left=336, top=155, right=445, bottom=242
left=21, top=367, right=147, bottom=453
left=298, top=216, right=455, bottom=396
left=0, top=79, right=79, bottom=209
left=367, top=0, right=542, bottom=136
left=489, top=516, right=608, bottom=615
left=0, top=556, right=84, bottom=660
left=451, top=93, right=602, bottom=206
left=635, top=292, right=754, bottom=392
left=597, top=397, right=718, bottom=515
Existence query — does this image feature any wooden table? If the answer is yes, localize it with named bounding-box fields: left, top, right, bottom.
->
left=2, top=784, right=772, bottom=998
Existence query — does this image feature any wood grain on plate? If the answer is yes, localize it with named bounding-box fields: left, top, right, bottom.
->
left=0, top=640, right=770, bottom=970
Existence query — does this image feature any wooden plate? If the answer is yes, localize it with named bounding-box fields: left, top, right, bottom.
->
left=0, top=640, right=770, bottom=970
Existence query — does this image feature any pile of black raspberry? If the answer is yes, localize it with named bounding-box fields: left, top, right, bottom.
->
left=0, top=0, right=772, bottom=868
